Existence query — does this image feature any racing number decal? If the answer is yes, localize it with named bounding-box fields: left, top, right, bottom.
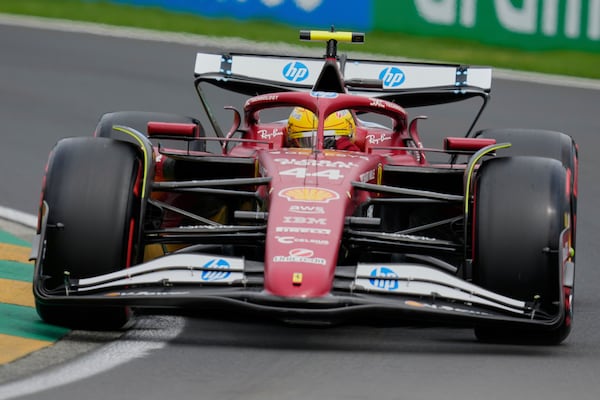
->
left=280, top=168, right=343, bottom=180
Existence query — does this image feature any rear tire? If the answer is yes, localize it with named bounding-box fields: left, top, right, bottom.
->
left=476, top=128, right=578, bottom=247
left=35, top=137, right=143, bottom=330
left=473, top=156, right=571, bottom=344
left=95, top=111, right=205, bottom=151
left=475, top=128, right=576, bottom=166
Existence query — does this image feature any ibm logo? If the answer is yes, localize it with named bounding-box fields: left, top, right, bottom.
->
left=379, top=67, right=406, bottom=88
left=282, top=61, right=309, bottom=82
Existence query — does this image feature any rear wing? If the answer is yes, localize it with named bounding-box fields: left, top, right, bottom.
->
left=193, top=29, right=493, bottom=137
left=193, top=52, right=492, bottom=107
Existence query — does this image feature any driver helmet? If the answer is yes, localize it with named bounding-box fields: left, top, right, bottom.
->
left=287, top=107, right=355, bottom=148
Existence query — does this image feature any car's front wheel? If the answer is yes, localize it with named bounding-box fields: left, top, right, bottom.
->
left=472, top=156, right=573, bottom=345
left=34, top=137, right=144, bottom=330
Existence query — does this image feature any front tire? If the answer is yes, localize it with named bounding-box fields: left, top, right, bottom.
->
left=473, top=156, right=571, bottom=344
left=35, top=137, right=143, bottom=330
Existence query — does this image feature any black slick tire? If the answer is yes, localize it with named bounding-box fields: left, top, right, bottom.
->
left=35, top=137, right=143, bottom=330
left=473, top=156, right=571, bottom=344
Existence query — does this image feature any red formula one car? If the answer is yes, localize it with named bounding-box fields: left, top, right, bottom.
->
left=32, top=31, right=578, bottom=344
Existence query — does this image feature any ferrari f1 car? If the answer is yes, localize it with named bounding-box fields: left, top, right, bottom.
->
left=32, top=30, right=578, bottom=344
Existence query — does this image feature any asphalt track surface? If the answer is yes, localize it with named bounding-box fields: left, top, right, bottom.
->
left=1, top=19, right=600, bottom=400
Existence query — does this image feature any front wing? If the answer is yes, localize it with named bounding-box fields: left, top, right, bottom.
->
left=32, top=250, right=566, bottom=330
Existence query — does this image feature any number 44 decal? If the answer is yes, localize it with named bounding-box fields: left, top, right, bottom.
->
left=279, top=168, right=343, bottom=180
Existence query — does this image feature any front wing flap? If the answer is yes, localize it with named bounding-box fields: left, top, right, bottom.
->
left=33, top=251, right=565, bottom=330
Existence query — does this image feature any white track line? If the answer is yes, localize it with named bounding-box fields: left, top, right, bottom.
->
left=0, top=316, right=186, bottom=400
left=0, top=207, right=185, bottom=398
left=0, top=206, right=37, bottom=229
left=1, top=12, right=600, bottom=91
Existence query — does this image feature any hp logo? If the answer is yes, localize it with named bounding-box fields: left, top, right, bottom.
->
left=379, top=67, right=405, bottom=88
left=369, top=267, right=400, bottom=291
left=200, top=258, right=231, bottom=281
left=283, top=61, right=309, bottom=82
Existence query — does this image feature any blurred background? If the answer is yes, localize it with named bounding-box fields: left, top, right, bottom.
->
left=1, top=0, right=598, bottom=79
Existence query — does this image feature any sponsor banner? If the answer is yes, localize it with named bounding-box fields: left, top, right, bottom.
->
left=110, top=1, right=599, bottom=52
left=373, top=0, right=600, bottom=53
left=109, top=0, right=372, bottom=30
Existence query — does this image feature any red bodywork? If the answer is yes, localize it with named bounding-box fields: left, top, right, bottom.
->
left=153, top=89, right=424, bottom=298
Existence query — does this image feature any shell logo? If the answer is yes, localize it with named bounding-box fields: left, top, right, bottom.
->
left=278, top=187, right=339, bottom=203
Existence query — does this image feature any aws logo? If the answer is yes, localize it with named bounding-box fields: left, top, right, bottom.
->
left=282, top=61, right=309, bottom=82
left=379, top=67, right=405, bottom=88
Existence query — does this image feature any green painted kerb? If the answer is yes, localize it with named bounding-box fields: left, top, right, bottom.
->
left=0, top=303, right=69, bottom=341
left=0, top=260, right=33, bottom=282
left=0, top=230, right=30, bottom=247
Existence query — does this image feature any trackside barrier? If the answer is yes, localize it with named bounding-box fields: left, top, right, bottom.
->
left=374, top=0, right=600, bottom=52
left=105, top=0, right=599, bottom=52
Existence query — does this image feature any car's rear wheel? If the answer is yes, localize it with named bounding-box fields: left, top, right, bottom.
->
left=476, top=128, right=578, bottom=248
left=95, top=111, right=205, bottom=152
left=473, top=156, right=572, bottom=344
left=34, top=137, right=143, bottom=330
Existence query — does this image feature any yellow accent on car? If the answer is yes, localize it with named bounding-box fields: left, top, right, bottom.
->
left=292, top=272, right=303, bottom=285
left=464, top=143, right=512, bottom=215
left=112, top=125, right=149, bottom=198
left=300, top=30, right=364, bottom=43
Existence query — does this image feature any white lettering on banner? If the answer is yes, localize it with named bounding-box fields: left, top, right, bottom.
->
left=494, top=0, right=600, bottom=40
left=415, top=0, right=455, bottom=25
left=415, top=0, right=475, bottom=26
left=592, top=0, right=600, bottom=39
left=495, top=0, right=538, bottom=34
left=542, top=0, right=559, bottom=35
left=414, top=0, right=600, bottom=40
left=567, top=0, right=581, bottom=38
left=262, top=0, right=285, bottom=6
left=260, top=0, right=323, bottom=12
left=461, top=0, right=477, bottom=27
left=294, top=0, right=322, bottom=12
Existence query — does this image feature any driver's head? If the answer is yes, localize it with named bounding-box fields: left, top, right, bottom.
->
left=287, top=107, right=355, bottom=148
